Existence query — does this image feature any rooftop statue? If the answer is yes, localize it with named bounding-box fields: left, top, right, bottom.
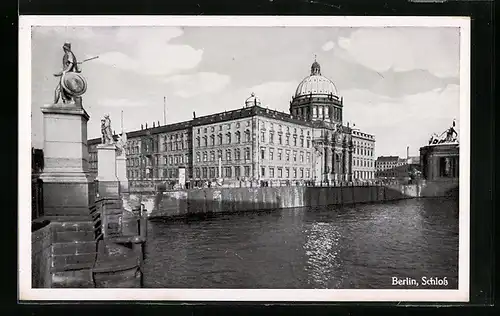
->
left=101, top=114, right=114, bottom=145
left=53, top=42, right=98, bottom=105
left=428, top=120, right=458, bottom=145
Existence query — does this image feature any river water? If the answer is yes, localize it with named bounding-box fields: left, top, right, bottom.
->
left=143, top=197, right=459, bottom=289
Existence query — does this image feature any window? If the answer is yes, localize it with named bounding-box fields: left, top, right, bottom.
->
left=244, top=147, right=251, bottom=160
left=285, top=168, right=290, bottom=178
left=235, top=149, right=241, bottom=160
left=306, top=152, right=311, bottom=163
left=261, top=167, right=265, bottom=177
left=196, top=137, right=200, bottom=147
left=300, top=152, right=304, bottom=163
left=225, top=166, right=232, bottom=178
left=293, top=137, right=297, bottom=147
left=278, top=134, right=282, bottom=145
left=185, top=154, right=189, bottom=163
left=219, top=126, right=222, bottom=131
left=218, top=134, right=222, bottom=145
left=210, top=135, right=215, bottom=146
left=269, top=168, right=275, bottom=178
left=236, top=122, right=240, bottom=128
left=169, top=156, right=173, bottom=164
left=269, top=132, right=274, bottom=143
left=202, top=167, right=208, bottom=178
left=236, top=131, right=241, bottom=143
left=235, top=166, right=241, bottom=177
left=306, top=169, right=310, bottom=178
left=269, top=148, right=274, bottom=160
left=277, top=168, right=283, bottom=178
left=307, top=139, right=310, bottom=148
left=293, top=151, right=297, bottom=162
left=286, top=136, right=290, bottom=145
left=227, top=132, right=232, bottom=144
left=244, top=166, right=251, bottom=177
left=202, top=151, right=208, bottom=162
left=210, top=151, right=215, bottom=161
left=209, top=167, right=216, bottom=178
left=278, top=149, right=282, bottom=160
left=261, top=131, right=265, bottom=142
left=245, top=130, right=250, bottom=142
left=217, top=150, right=222, bottom=160
left=293, top=168, right=297, bottom=178
left=261, top=147, right=266, bottom=160
left=204, top=128, right=207, bottom=133
left=300, top=168, right=304, bottom=178
left=174, top=156, right=178, bottom=164
left=211, top=126, right=215, bottom=132
left=203, top=136, right=207, bottom=147
left=301, top=138, right=304, bottom=147
left=226, top=149, right=232, bottom=161
left=285, top=150, right=290, bottom=161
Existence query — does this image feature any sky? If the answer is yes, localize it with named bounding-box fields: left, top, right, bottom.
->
left=30, top=25, right=461, bottom=157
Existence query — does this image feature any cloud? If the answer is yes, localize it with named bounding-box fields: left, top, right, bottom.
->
left=321, top=41, right=335, bottom=52
left=94, top=27, right=203, bottom=76
left=32, top=26, right=97, bottom=40
left=98, top=98, right=145, bottom=108
left=342, top=84, right=460, bottom=156
left=335, top=28, right=460, bottom=78
left=163, top=72, right=231, bottom=98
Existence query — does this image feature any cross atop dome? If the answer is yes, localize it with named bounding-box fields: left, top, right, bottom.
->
left=311, top=55, right=321, bottom=75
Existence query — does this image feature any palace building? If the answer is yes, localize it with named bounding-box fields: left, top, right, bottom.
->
left=88, top=60, right=376, bottom=186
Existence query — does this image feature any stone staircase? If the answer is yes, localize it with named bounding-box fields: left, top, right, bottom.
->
left=50, top=221, right=98, bottom=288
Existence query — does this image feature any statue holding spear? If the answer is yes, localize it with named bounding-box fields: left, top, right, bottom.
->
left=53, top=42, right=99, bottom=105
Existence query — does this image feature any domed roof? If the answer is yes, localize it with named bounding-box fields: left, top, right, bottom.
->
left=295, top=60, right=339, bottom=98
left=245, top=92, right=261, bottom=107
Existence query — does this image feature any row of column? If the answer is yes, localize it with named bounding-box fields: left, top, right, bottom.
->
left=323, top=145, right=352, bottom=181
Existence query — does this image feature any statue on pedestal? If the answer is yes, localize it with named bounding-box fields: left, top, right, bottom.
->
left=53, top=42, right=98, bottom=105
left=101, top=114, right=114, bottom=145
left=116, top=130, right=128, bottom=156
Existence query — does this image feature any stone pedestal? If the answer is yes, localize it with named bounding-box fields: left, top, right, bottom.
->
left=97, top=144, right=119, bottom=198
left=38, top=105, right=95, bottom=220
left=116, top=155, right=129, bottom=193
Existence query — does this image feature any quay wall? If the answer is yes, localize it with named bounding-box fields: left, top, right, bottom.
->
left=141, top=184, right=428, bottom=219
left=32, top=223, right=53, bottom=288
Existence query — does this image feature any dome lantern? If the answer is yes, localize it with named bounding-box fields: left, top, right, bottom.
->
left=245, top=92, right=261, bottom=107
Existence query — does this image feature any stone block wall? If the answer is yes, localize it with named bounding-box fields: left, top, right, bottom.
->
left=32, top=224, right=53, bottom=288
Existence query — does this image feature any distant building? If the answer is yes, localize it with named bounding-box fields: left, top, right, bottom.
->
left=31, top=147, right=44, bottom=176
left=88, top=59, right=376, bottom=186
left=420, top=121, right=459, bottom=181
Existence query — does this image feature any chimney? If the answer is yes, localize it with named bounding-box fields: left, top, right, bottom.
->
left=153, top=122, right=155, bottom=128
left=145, top=122, right=148, bottom=129
left=158, top=120, right=160, bottom=126
left=407, top=146, right=409, bottom=160
left=141, top=124, right=143, bottom=130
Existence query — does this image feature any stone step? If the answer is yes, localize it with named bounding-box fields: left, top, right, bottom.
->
left=51, top=221, right=94, bottom=233
left=51, top=269, right=94, bottom=288
left=51, top=253, right=97, bottom=273
left=51, top=241, right=97, bottom=256
left=53, top=230, right=95, bottom=243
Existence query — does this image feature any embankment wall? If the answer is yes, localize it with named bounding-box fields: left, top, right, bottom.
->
left=140, top=183, right=439, bottom=219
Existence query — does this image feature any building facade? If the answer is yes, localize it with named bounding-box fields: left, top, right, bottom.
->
left=351, top=130, right=376, bottom=180
left=88, top=60, right=375, bottom=187
left=420, top=122, right=459, bottom=181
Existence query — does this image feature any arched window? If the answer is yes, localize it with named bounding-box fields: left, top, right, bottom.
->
left=210, top=134, right=215, bottom=146
left=210, top=151, right=215, bottom=161
left=227, top=132, right=232, bottom=144
left=245, top=130, right=250, bottom=142
left=196, top=152, right=200, bottom=162
left=218, top=134, right=223, bottom=145
left=226, top=149, right=232, bottom=161
left=235, top=131, right=241, bottom=143
left=203, top=135, right=207, bottom=147
left=196, top=137, right=200, bottom=148
left=235, top=148, right=241, bottom=160
left=202, top=151, right=208, bottom=162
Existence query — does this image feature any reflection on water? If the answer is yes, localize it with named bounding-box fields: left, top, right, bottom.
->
left=143, top=197, right=459, bottom=289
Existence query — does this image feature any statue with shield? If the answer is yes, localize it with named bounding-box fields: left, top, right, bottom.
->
left=53, top=42, right=98, bottom=105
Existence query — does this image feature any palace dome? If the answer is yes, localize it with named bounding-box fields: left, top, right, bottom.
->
left=295, top=60, right=339, bottom=98
left=245, top=92, right=261, bottom=107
